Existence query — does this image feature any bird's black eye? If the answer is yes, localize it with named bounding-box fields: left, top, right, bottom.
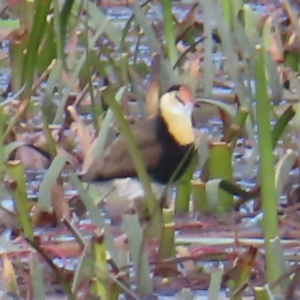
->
left=175, top=93, right=185, bottom=105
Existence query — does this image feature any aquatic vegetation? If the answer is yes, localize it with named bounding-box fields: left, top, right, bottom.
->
left=0, top=0, right=300, bottom=299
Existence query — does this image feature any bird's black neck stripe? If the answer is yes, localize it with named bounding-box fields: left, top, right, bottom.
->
left=150, top=114, right=194, bottom=183
left=166, top=85, right=182, bottom=93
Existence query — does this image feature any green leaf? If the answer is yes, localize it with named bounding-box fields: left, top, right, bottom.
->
left=41, top=60, right=61, bottom=124
left=92, top=86, right=125, bottom=158
left=7, top=161, right=33, bottom=241
left=69, top=172, right=118, bottom=267
left=122, top=215, right=152, bottom=296
left=270, top=237, right=290, bottom=294
left=30, top=253, right=46, bottom=300
left=275, top=149, right=297, bottom=200
left=69, top=173, right=105, bottom=228
left=199, top=98, right=237, bottom=116
left=255, top=44, right=280, bottom=284
left=203, top=0, right=214, bottom=95
left=262, top=16, right=283, bottom=105
left=53, top=22, right=109, bottom=124
left=272, top=105, right=295, bottom=148
left=37, top=154, right=68, bottom=211
left=161, top=0, right=178, bottom=66
left=36, top=18, right=57, bottom=75
left=0, top=86, right=26, bottom=107
left=0, top=20, right=20, bottom=28
left=205, top=179, right=222, bottom=212
left=211, top=0, right=253, bottom=111
left=240, top=4, right=260, bottom=45
left=3, top=142, right=26, bottom=162
left=195, top=133, right=210, bottom=169
left=208, top=266, right=224, bottom=300
left=132, top=1, right=178, bottom=91
left=72, top=244, right=90, bottom=293
left=253, top=285, right=275, bottom=300
left=84, top=0, right=122, bottom=45
left=21, top=0, right=52, bottom=100
left=59, top=0, right=75, bottom=61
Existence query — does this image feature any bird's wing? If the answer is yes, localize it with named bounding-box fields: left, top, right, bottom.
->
left=81, top=118, right=162, bottom=181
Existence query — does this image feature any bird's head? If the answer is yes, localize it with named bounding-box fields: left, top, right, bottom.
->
left=159, top=84, right=194, bottom=117
left=159, top=84, right=195, bottom=146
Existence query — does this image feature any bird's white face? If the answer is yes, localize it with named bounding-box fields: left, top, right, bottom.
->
left=160, top=85, right=195, bottom=145
left=160, top=85, right=194, bottom=117
left=166, top=98, right=193, bottom=116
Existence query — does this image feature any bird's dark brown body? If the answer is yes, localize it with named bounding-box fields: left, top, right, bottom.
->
left=80, top=85, right=196, bottom=184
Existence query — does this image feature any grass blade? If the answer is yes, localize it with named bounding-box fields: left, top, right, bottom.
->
left=59, top=0, right=75, bottom=63
left=270, top=237, right=290, bottom=293
left=30, top=253, right=46, bottom=300
left=90, top=230, right=108, bottom=300
left=132, top=1, right=178, bottom=91
left=36, top=19, right=56, bottom=76
left=272, top=105, right=295, bottom=148
left=255, top=44, right=280, bottom=284
left=53, top=21, right=108, bottom=124
left=85, top=0, right=122, bottom=45
left=254, top=285, right=275, bottom=300
left=41, top=60, right=62, bottom=124
left=161, top=0, right=178, bottom=66
left=3, top=142, right=26, bottom=162
left=21, top=0, right=52, bottom=100
left=203, top=0, right=214, bottom=95
left=208, top=266, right=224, bottom=300
left=122, top=215, right=152, bottom=296
left=205, top=179, right=222, bottom=212
left=69, top=172, right=118, bottom=266
left=38, top=154, right=68, bottom=211
left=6, top=161, right=34, bottom=241
left=275, top=149, right=297, bottom=201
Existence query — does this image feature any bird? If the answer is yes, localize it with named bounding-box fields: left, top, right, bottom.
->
left=79, top=84, right=196, bottom=185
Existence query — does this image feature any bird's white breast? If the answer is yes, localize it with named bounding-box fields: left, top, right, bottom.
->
left=113, top=178, right=165, bottom=200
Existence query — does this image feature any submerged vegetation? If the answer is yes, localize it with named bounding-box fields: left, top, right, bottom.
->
left=1, top=0, right=300, bottom=299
